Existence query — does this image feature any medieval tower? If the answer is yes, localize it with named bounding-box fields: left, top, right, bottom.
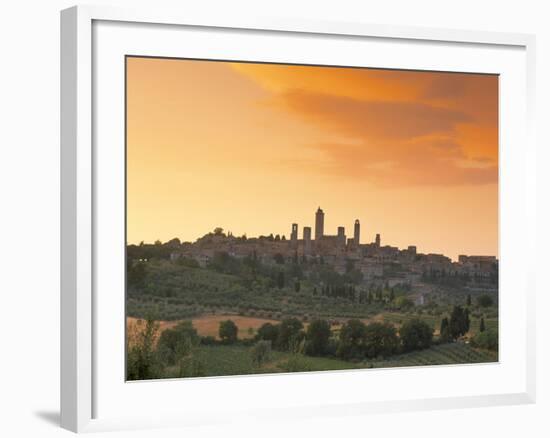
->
left=315, top=207, right=324, bottom=240
left=354, top=219, right=360, bottom=245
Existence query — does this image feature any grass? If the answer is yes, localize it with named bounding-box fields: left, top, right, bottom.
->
left=160, top=342, right=496, bottom=379
left=162, top=345, right=362, bottom=378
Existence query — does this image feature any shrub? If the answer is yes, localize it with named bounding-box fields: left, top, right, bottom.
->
left=394, top=296, right=414, bottom=311
left=251, top=340, right=272, bottom=367
left=177, top=356, right=206, bottom=378
left=281, top=354, right=312, bottom=372
left=200, top=335, right=217, bottom=346
left=471, top=328, right=498, bottom=351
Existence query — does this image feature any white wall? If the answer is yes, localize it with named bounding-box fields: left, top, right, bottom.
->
left=0, top=1, right=547, bottom=437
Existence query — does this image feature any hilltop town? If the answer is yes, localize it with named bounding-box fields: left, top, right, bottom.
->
left=168, top=207, right=498, bottom=294
left=127, top=206, right=499, bottom=380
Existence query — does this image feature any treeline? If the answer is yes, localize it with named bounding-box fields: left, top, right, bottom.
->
left=208, top=249, right=364, bottom=289
left=127, top=238, right=182, bottom=261
left=254, top=317, right=434, bottom=361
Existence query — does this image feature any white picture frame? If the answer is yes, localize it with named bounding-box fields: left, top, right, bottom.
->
left=60, top=4, right=537, bottom=433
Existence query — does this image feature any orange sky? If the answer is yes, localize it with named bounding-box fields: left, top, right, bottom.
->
left=126, top=57, right=498, bottom=260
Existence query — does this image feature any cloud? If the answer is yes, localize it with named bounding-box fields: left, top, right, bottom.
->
left=278, top=89, right=471, bottom=140
left=271, top=90, right=496, bottom=187
left=230, top=63, right=498, bottom=187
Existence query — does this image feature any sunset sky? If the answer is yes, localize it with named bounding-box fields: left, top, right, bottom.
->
left=126, top=57, right=498, bottom=261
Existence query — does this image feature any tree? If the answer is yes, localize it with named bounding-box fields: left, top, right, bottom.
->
left=256, top=323, right=279, bottom=344
left=363, top=322, right=399, bottom=358
left=337, top=319, right=367, bottom=360
left=277, top=318, right=304, bottom=351
left=166, top=237, right=181, bottom=247
left=466, top=294, right=472, bottom=306
left=305, top=319, right=332, bottom=356
left=464, top=308, right=471, bottom=333
left=219, top=320, right=238, bottom=344
left=449, top=305, right=470, bottom=340
left=439, top=317, right=451, bottom=343
left=479, top=317, right=486, bottom=332
left=156, top=321, right=199, bottom=366
left=251, top=340, right=272, bottom=367
left=213, top=227, right=224, bottom=236
left=400, top=319, right=433, bottom=352
left=126, top=317, right=160, bottom=380
left=477, top=294, right=494, bottom=308
left=294, top=281, right=301, bottom=293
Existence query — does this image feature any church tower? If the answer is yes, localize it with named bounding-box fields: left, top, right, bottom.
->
left=315, top=207, right=324, bottom=240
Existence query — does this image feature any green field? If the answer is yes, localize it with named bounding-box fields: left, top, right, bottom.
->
left=163, top=345, right=360, bottom=378
left=161, top=343, right=496, bottom=379
left=368, top=342, right=497, bottom=368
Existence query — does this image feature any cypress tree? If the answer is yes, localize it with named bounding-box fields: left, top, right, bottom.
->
left=479, top=317, right=486, bottom=332
left=450, top=305, right=470, bottom=340
left=440, top=317, right=451, bottom=343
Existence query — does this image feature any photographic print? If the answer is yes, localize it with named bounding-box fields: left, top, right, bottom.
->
left=125, top=57, right=498, bottom=380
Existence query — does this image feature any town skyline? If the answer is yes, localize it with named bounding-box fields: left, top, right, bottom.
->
left=126, top=57, right=498, bottom=261
left=128, top=205, right=497, bottom=262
